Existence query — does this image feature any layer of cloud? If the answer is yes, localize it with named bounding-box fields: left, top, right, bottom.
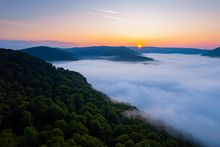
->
left=0, top=19, right=38, bottom=27
left=53, top=54, right=220, bottom=147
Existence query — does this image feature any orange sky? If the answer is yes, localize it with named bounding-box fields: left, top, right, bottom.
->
left=0, top=0, right=219, bottom=49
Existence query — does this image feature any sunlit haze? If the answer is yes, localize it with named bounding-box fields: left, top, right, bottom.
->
left=0, top=0, right=220, bottom=49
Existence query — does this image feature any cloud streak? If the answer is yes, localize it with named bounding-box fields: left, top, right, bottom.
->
left=53, top=54, right=220, bottom=147
left=84, top=11, right=95, bottom=15
left=98, top=9, right=120, bottom=14
left=84, top=8, right=129, bottom=22
left=104, top=15, right=127, bottom=22
left=0, top=19, right=38, bottom=27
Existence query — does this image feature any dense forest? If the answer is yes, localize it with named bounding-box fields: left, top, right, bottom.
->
left=0, top=48, right=196, bottom=147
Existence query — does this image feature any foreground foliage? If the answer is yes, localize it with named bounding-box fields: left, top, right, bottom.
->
left=0, top=49, right=196, bottom=147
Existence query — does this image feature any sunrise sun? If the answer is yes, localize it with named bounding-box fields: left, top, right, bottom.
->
left=137, top=44, right=144, bottom=49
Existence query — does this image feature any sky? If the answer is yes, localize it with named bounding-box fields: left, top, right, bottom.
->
left=54, top=54, right=220, bottom=146
left=0, top=0, right=219, bottom=49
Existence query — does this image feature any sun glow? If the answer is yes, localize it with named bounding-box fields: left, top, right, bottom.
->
left=137, top=44, right=144, bottom=49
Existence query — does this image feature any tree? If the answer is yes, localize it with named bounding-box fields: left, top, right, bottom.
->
left=73, top=133, right=106, bottom=147
left=66, top=120, right=88, bottom=137
left=47, top=104, right=67, bottom=122
left=125, top=139, right=135, bottom=147
left=148, top=140, right=163, bottom=147
left=115, top=143, right=126, bottom=147
left=46, top=136, right=65, bottom=147
left=64, top=138, right=77, bottom=147
left=54, top=120, right=67, bottom=132
left=115, top=134, right=129, bottom=144
left=165, top=139, right=178, bottom=147
left=148, top=132, right=161, bottom=141
left=20, top=111, right=33, bottom=127
left=135, top=140, right=151, bottom=147
left=23, top=126, right=39, bottom=146
left=0, top=129, right=16, bottom=147
left=113, top=124, right=127, bottom=137
left=51, top=128, right=64, bottom=137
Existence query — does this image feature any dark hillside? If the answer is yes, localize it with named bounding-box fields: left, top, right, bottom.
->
left=66, top=46, right=154, bottom=62
left=0, top=48, right=196, bottom=147
left=21, top=46, right=79, bottom=61
left=132, top=47, right=208, bottom=54
left=202, top=47, right=220, bottom=57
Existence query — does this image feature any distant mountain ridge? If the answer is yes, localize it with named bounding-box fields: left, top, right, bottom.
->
left=66, top=46, right=153, bottom=61
left=131, top=47, right=208, bottom=54
left=202, top=47, right=220, bottom=57
left=21, top=46, right=154, bottom=62
left=21, top=46, right=79, bottom=61
left=66, top=46, right=140, bottom=57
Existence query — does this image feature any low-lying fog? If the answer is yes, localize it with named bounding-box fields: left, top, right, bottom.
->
left=53, top=54, right=220, bottom=146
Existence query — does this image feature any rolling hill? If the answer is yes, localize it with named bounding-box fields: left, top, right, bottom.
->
left=21, top=46, right=154, bottom=62
left=132, top=47, right=208, bottom=54
left=66, top=46, right=154, bottom=61
left=0, top=48, right=196, bottom=146
left=21, top=46, right=79, bottom=61
left=202, top=47, right=220, bottom=57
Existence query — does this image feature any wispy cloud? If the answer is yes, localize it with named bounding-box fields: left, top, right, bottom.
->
left=104, top=15, right=126, bottom=22
left=85, top=8, right=128, bottom=22
left=84, top=11, right=95, bottom=15
left=0, top=19, right=38, bottom=27
left=98, top=9, right=120, bottom=14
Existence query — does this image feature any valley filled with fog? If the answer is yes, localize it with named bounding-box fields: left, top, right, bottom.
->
left=53, top=54, right=220, bottom=146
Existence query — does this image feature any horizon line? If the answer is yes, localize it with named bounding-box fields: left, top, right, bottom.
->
left=0, top=39, right=218, bottom=50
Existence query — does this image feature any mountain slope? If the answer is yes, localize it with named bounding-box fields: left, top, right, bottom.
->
left=21, top=46, right=79, bottom=61
left=132, top=47, right=208, bottom=54
left=68, top=46, right=140, bottom=56
left=22, top=46, right=154, bottom=62
left=0, top=48, right=196, bottom=147
left=202, top=47, right=220, bottom=57
left=67, top=46, right=154, bottom=61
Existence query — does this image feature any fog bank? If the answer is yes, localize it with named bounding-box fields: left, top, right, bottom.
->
left=54, top=54, right=220, bottom=146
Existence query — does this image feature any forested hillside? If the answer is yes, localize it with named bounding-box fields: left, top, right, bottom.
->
left=202, top=47, right=220, bottom=57
left=22, top=46, right=153, bottom=62
left=0, top=49, right=196, bottom=147
left=132, top=47, right=208, bottom=54
left=21, top=46, right=78, bottom=61
left=66, top=46, right=154, bottom=62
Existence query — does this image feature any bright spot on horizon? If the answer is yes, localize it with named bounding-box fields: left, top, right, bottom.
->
left=137, top=44, right=144, bottom=49
left=0, top=0, right=220, bottom=48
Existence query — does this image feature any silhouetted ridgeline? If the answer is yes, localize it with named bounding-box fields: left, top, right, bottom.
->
left=132, top=47, right=208, bottom=54
left=21, top=46, right=153, bottom=62
left=0, top=48, right=197, bottom=146
left=202, top=47, right=220, bottom=57
left=21, top=46, right=79, bottom=61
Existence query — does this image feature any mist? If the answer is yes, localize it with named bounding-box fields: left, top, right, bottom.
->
left=53, top=54, right=220, bottom=146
